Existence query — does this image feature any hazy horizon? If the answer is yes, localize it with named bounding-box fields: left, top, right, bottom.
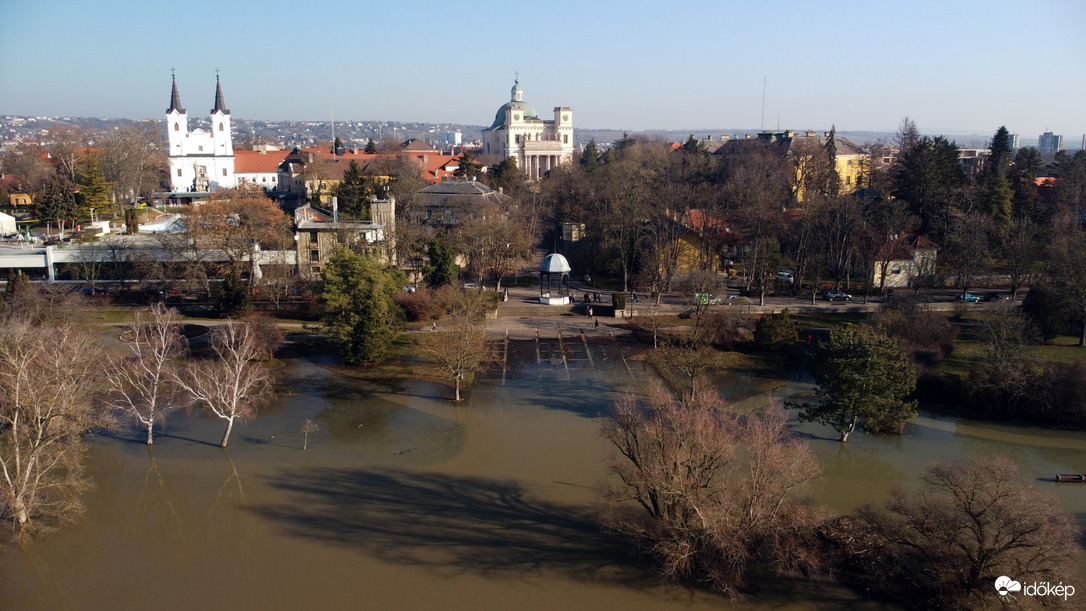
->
left=2, top=1, right=1083, bottom=139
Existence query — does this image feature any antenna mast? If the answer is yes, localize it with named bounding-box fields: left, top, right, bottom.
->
left=761, top=76, right=767, bottom=131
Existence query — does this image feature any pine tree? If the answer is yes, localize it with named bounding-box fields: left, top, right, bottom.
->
left=422, top=233, right=460, bottom=287
left=581, top=139, right=599, bottom=174
left=318, top=249, right=405, bottom=364
left=335, top=160, right=371, bottom=220
left=364, top=138, right=377, bottom=154
left=77, top=150, right=111, bottom=218
left=791, top=324, right=917, bottom=441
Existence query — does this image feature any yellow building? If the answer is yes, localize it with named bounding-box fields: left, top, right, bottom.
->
left=717, top=130, right=868, bottom=203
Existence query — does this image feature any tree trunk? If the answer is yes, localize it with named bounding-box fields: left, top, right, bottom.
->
left=455, top=375, right=462, bottom=402
left=146, top=421, right=154, bottom=446
left=221, top=418, right=235, bottom=448
left=839, top=416, right=858, bottom=443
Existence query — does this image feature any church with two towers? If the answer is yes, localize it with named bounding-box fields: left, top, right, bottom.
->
left=165, top=74, right=236, bottom=192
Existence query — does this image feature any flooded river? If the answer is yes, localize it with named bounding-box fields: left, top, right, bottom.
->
left=1, top=337, right=1084, bottom=609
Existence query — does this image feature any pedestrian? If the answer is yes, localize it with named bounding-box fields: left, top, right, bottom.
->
left=588, top=306, right=593, bottom=318
left=594, top=318, right=599, bottom=329
left=431, top=321, right=437, bottom=332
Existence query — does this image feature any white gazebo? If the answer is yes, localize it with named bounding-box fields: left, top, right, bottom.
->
left=539, top=253, right=572, bottom=305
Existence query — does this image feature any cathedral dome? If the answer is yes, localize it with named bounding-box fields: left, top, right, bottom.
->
left=488, top=76, right=540, bottom=129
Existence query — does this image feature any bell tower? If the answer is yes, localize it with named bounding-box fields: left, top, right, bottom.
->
left=166, top=70, right=187, bottom=157
left=210, top=71, right=233, bottom=157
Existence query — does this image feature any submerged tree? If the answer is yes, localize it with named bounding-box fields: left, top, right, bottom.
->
left=0, top=318, right=105, bottom=538
left=792, top=324, right=917, bottom=441
left=854, top=456, right=1079, bottom=609
left=425, top=290, right=494, bottom=401
left=105, top=304, right=187, bottom=445
left=176, top=321, right=275, bottom=448
left=601, top=383, right=821, bottom=598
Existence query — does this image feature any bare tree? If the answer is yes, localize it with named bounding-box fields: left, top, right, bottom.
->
left=300, top=419, right=319, bottom=450
left=0, top=318, right=105, bottom=538
left=854, top=455, right=1079, bottom=609
left=176, top=321, right=275, bottom=448
left=425, top=291, right=494, bottom=401
left=98, top=122, right=166, bottom=212
left=105, top=304, right=187, bottom=445
left=601, top=383, right=821, bottom=598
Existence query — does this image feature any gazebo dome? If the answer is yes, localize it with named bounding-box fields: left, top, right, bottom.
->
left=540, top=253, right=571, bottom=274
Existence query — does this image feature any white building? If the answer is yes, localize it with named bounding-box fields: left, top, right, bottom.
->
left=481, top=76, right=573, bottom=180
left=166, top=74, right=236, bottom=192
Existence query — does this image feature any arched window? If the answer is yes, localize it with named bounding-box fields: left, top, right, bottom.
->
left=218, top=123, right=224, bottom=131
left=174, top=122, right=179, bottom=131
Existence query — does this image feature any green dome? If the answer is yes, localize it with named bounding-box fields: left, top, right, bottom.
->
left=489, top=101, right=540, bottom=130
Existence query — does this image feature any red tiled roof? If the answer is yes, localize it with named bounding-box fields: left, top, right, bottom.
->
left=234, top=150, right=289, bottom=174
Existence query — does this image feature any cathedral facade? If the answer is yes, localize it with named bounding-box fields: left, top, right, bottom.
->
left=165, top=74, right=236, bottom=192
left=481, top=77, right=573, bottom=180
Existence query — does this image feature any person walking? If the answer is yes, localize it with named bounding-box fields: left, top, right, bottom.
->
left=431, top=321, right=437, bottom=332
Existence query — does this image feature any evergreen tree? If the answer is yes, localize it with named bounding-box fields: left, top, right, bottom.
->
left=215, top=265, right=252, bottom=317
left=77, top=150, right=111, bottom=218
left=34, top=179, right=78, bottom=233
left=986, top=126, right=1012, bottom=177
left=581, top=139, right=600, bottom=174
left=892, top=136, right=964, bottom=240
left=486, top=157, right=523, bottom=197
left=453, top=152, right=482, bottom=179
left=791, top=324, right=917, bottom=441
left=422, top=233, right=460, bottom=287
left=364, top=138, right=378, bottom=154
left=680, top=134, right=701, bottom=155
left=335, top=160, right=371, bottom=220
left=318, top=249, right=406, bottom=364
left=823, top=125, right=840, bottom=196
left=1010, top=147, right=1044, bottom=221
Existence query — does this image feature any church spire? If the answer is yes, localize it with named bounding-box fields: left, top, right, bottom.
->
left=167, top=71, right=185, bottom=114
left=211, top=72, right=229, bottom=115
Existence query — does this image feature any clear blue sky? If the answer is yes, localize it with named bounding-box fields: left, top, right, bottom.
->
left=2, top=0, right=1084, bottom=140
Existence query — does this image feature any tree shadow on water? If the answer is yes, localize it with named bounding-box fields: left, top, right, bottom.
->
left=252, top=468, right=648, bottom=586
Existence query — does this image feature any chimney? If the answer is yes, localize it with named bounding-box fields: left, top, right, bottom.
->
left=806, top=131, right=817, bottom=137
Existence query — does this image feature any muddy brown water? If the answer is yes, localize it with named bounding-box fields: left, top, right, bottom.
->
left=1, top=337, right=1084, bottom=609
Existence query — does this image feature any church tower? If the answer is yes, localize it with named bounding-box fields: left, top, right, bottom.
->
left=166, top=73, right=187, bottom=158
left=210, top=74, right=233, bottom=157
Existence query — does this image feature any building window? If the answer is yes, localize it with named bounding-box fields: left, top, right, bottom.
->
left=563, top=134, right=569, bottom=144
left=309, top=231, right=318, bottom=243
left=174, top=122, right=179, bottom=131
left=198, top=146, right=203, bottom=152
left=219, top=123, right=224, bottom=131
left=222, top=168, right=228, bottom=177
left=891, top=266, right=902, bottom=275
left=311, top=266, right=321, bottom=275
left=310, top=249, right=320, bottom=259
left=845, top=175, right=851, bottom=185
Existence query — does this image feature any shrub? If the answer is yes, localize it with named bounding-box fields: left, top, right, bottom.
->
left=394, top=290, right=444, bottom=323
left=753, top=308, right=797, bottom=350
left=704, top=308, right=753, bottom=349
left=611, top=292, right=626, bottom=310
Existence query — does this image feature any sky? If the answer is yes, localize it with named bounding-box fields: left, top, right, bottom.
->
left=2, top=0, right=1084, bottom=141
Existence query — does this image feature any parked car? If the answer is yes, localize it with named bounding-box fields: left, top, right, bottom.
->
left=957, top=292, right=981, bottom=303
left=822, top=289, right=852, bottom=302
left=462, top=282, right=479, bottom=290
left=776, top=269, right=795, bottom=284
left=402, top=285, right=417, bottom=293
left=982, top=292, right=1007, bottom=302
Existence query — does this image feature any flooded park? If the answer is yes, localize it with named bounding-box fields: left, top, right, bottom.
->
left=2, top=330, right=1085, bottom=609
